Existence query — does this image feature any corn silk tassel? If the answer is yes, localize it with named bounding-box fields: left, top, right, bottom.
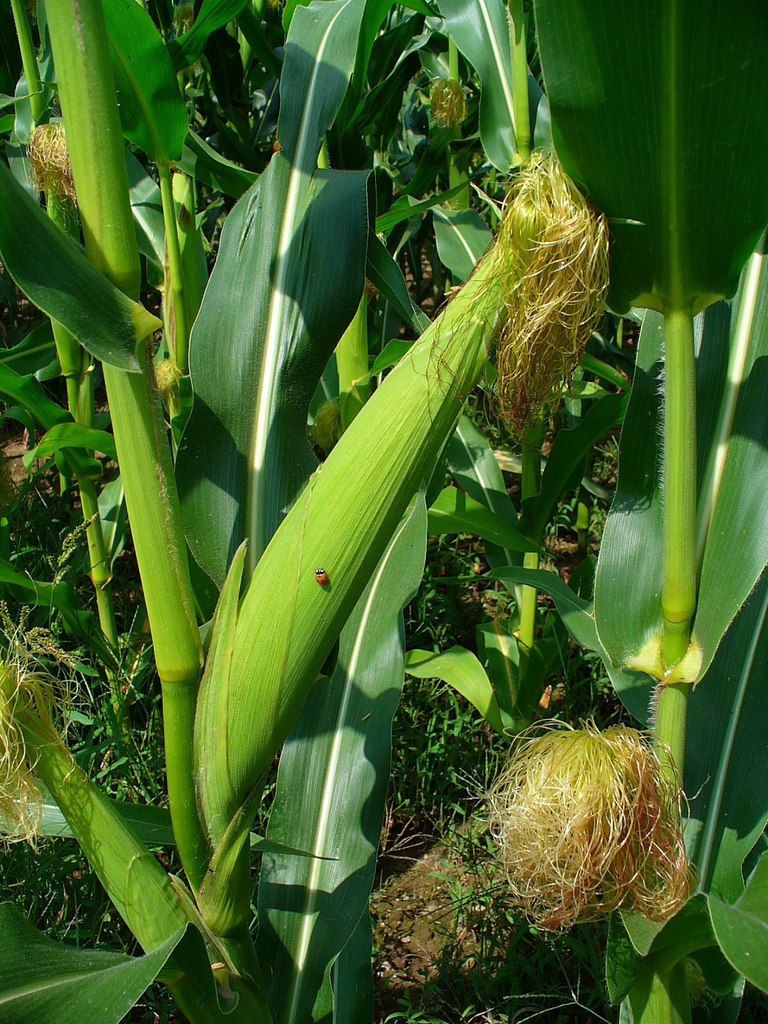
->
left=488, top=722, right=690, bottom=930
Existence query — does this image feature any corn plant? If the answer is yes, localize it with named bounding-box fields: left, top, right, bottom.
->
left=1, top=1, right=768, bottom=1023
left=0, top=0, right=509, bottom=1019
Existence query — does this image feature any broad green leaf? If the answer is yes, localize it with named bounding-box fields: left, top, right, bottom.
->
left=330, top=908, right=375, bottom=1024
left=709, top=852, right=768, bottom=993
left=439, top=0, right=516, bottom=172
left=256, top=496, right=427, bottom=1024
left=592, top=311, right=665, bottom=684
left=517, top=392, right=626, bottom=542
left=366, top=231, right=429, bottom=334
left=694, top=239, right=768, bottom=679
left=177, top=0, right=369, bottom=585
left=37, top=791, right=323, bottom=857
left=0, top=560, right=118, bottom=667
left=235, top=6, right=283, bottom=79
left=98, top=475, right=128, bottom=569
left=103, top=0, right=188, bottom=165
left=535, top=0, right=768, bottom=314
left=685, top=569, right=768, bottom=903
left=606, top=897, right=716, bottom=1005
left=595, top=253, right=768, bottom=685
left=375, top=181, right=470, bottom=235
left=166, top=0, right=250, bottom=72
left=405, top=644, right=504, bottom=734
left=26, top=422, right=117, bottom=465
left=432, top=206, right=492, bottom=283
left=126, top=150, right=165, bottom=268
left=445, top=414, right=519, bottom=573
left=347, top=15, right=428, bottom=142
left=179, top=129, right=257, bottom=199
left=0, top=162, right=159, bottom=371
left=428, top=485, right=538, bottom=553
left=370, top=339, right=412, bottom=376
left=37, top=796, right=176, bottom=845
left=489, top=566, right=653, bottom=723
left=0, top=361, right=67, bottom=431
left=0, top=904, right=182, bottom=1024
left=0, top=320, right=56, bottom=378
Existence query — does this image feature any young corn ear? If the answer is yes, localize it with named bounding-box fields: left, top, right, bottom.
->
left=430, top=78, right=467, bottom=128
left=0, top=662, right=52, bottom=842
left=494, top=153, right=609, bottom=434
left=488, top=722, right=690, bottom=929
left=28, top=122, right=77, bottom=207
left=193, top=256, right=503, bottom=934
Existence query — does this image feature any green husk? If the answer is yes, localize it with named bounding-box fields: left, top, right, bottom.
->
left=194, top=252, right=504, bottom=928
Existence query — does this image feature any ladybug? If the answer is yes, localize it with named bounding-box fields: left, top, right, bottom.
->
left=314, top=567, right=330, bottom=586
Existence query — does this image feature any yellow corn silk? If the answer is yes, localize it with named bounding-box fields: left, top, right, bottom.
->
left=488, top=722, right=690, bottom=929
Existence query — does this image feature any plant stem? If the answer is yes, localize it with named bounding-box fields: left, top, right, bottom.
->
left=654, top=680, right=688, bottom=782
left=46, top=192, right=121, bottom=668
left=509, top=0, right=530, bottom=164
left=159, top=163, right=190, bottom=374
left=661, top=307, right=697, bottom=668
left=45, top=0, right=207, bottom=890
left=446, top=38, right=469, bottom=209
left=518, top=428, right=542, bottom=671
left=10, top=0, right=46, bottom=125
left=15, top=701, right=272, bottom=1023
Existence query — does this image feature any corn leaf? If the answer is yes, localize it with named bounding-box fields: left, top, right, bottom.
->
left=330, top=908, right=375, bottom=1023
left=488, top=566, right=653, bottom=723
left=438, top=0, right=516, bottom=172
left=685, top=568, right=768, bottom=903
left=177, top=0, right=369, bottom=586
left=0, top=162, right=159, bottom=371
left=595, top=251, right=768, bottom=684
left=606, top=572, right=768, bottom=998
left=710, top=852, right=768, bottom=992
left=0, top=321, right=56, bottom=377
left=0, top=364, right=71, bottom=429
left=103, top=0, right=188, bottom=166
left=694, top=239, right=768, bottom=679
left=432, top=206, right=493, bottom=283
left=180, top=129, right=257, bottom=199
left=427, top=486, right=538, bottom=553
left=605, top=897, right=722, bottom=1005
left=0, top=904, right=182, bottom=1024
left=366, top=230, right=429, bottom=334
left=535, top=0, right=768, bottom=314
left=592, top=311, right=664, bottom=680
left=446, top=415, right=520, bottom=575
left=26, top=423, right=117, bottom=463
left=256, top=495, right=426, bottom=1024
left=166, top=0, right=250, bottom=71
left=126, top=151, right=165, bottom=268
left=517, top=392, right=626, bottom=542
left=405, top=645, right=505, bottom=734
